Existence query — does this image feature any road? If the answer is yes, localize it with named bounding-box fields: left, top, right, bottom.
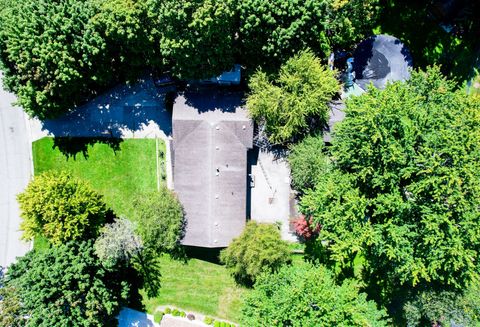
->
left=0, top=74, right=31, bottom=268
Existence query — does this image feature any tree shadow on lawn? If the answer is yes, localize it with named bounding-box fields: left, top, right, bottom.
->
left=52, top=136, right=123, bottom=160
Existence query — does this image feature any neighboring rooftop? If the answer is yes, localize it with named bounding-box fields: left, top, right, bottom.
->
left=352, top=34, right=413, bottom=90
left=172, top=89, right=253, bottom=248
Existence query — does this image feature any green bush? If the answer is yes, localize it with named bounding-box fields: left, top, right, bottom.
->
left=220, top=221, right=291, bottom=284
left=180, top=311, right=186, bottom=318
left=204, top=316, right=215, bottom=325
left=247, top=49, right=339, bottom=144
left=172, top=309, right=180, bottom=316
left=17, top=171, right=107, bottom=245
left=213, top=321, right=221, bottom=327
left=132, top=188, right=185, bottom=255
left=164, top=307, right=171, bottom=314
left=153, top=312, right=164, bottom=323
left=241, top=264, right=389, bottom=326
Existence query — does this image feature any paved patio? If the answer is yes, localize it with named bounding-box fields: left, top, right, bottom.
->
left=249, top=148, right=297, bottom=242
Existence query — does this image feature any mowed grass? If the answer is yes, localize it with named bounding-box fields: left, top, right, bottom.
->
left=32, top=137, right=161, bottom=217
left=143, top=255, right=249, bottom=322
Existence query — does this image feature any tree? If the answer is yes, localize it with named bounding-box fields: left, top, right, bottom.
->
left=91, top=0, right=160, bottom=77
left=152, top=0, right=237, bottom=79
left=94, top=218, right=142, bottom=269
left=17, top=171, right=107, bottom=245
left=237, top=0, right=380, bottom=70
left=247, top=50, right=339, bottom=144
left=288, top=134, right=330, bottom=192
left=300, top=67, right=480, bottom=297
left=3, top=241, right=129, bottom=326
left=220, top=221, right=291, bottom=284
left=93, top=217, right=162, bottom=297
left=0, top=0, right=110, bottom=118
left=242, top=264, right=389, bottom=326
left=403, top=286, right=480, bottom=327
left=131, top=188, right=185, bottom=254
left=0, top=286, right=24, bottom=327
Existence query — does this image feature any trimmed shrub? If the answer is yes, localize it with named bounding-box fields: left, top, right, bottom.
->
left=220, top=221, right=291, bottom=284
left=172, top=309, right=180, bottom=316
left=164, top=307, right=172, bottom=314
left=204, top=316, right=215, bottom=325
left=153, top=312, right=164, bottom=323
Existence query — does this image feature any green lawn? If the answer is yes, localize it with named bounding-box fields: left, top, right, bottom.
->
left=32, top=137, right=162, bottom=217
left=143, top=255, right=249, bottom=322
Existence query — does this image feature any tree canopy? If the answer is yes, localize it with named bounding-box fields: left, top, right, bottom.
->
left=242, top=264, right=389, bottom=326
left=131, top=188, right=185, bottom=254
left=2, top=241, right=129, bottom=326
left=300, top=67, right=480, bottom=296
left=288, top=134, right=330, bottom=192
left=17, top=171, right=107, bottom=245
left=220, top=221, right=291, bottom=284
left=0, top=0, right=110, bottom=118
left=152, top=0, right=237, bottom=79
left=237, top=0, right=380, bottom=70
left=94, top=218, right=142, bottom=269
left=0, top=0, right=381, bottom=118
left=247, top=50, right=339, bottom=144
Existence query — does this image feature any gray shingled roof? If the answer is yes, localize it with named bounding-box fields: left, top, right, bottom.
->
left=173, top=90, right=253, bottom=248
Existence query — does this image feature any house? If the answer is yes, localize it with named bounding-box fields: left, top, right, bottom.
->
left=172, top=89, right=253, bottom=248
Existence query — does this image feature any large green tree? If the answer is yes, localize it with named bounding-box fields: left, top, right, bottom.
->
left=151, top=0, right=236, bottom=79
left=17, top=171, right=107, bottom=245
left=91, top=0, right=159, bottom=76
left=131, top=188, right=185, bottom=255
left=220, top=221, right=291, bottom=284
left=237, top=0, right=380, bottom=69
left=0, top=0, right=109, bottom=118
left=300, top=67, right=480, bottom=297
left=288, top=134, right=330, bottom=192
left=3, top=241, right=129, bottom=326
left=247, top=49, right=339, bottom=144
left=242, top=264, right=389, bottom=326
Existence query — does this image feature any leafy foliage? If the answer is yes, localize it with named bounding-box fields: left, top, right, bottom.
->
left=17, top=171, right=107, bottom=245
left=301, top=67, right=480, bottom=294
left=288, top=134, right=329, bottom=191
left=0, top=285, right=24, bottom=327
left=0, top=0, right=109, bottom=118
left=94, top=217, right=142, bottom=269
left=91, top=0, right=159, bottom=75
left=220, top=221, right=291, bottom=284
left=403, top=286, right=480, bottom=327
left=3, top=241, right=129, bottom=326
left=242, top=264, right=389, bottom=326
left=237, top=0, right=380, bottom=69
left=132, top=188, right=185, bottom=254
left=247, top=50, right=339, bottom=144
left=153, top=0, right=236, bottom=79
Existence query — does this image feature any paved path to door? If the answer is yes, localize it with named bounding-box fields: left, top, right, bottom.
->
left=0, top=73, right=32, bottom=268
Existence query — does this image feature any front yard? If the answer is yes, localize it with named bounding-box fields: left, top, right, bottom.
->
left=31, top=136, right=246, bottom=322
left=32, top=137, right=161, bottom=217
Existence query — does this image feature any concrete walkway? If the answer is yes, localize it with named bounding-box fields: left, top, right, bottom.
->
left=0, top=73, right=32, bottom=268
